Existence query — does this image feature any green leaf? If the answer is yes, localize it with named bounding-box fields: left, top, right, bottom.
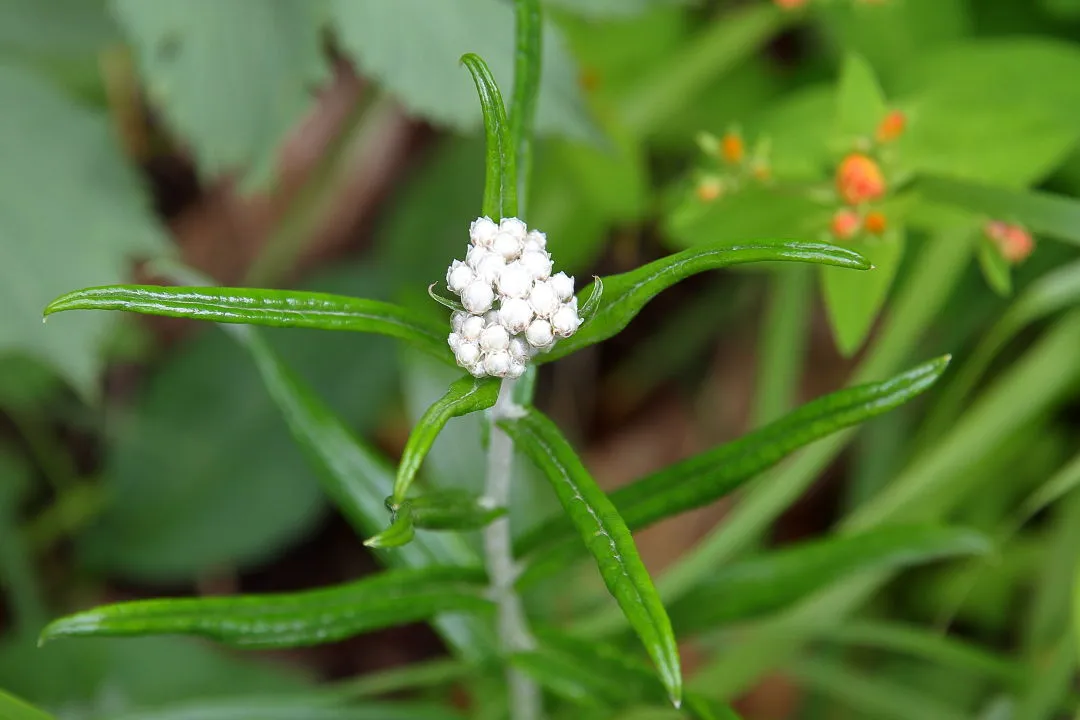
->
left=516, top=356, right=951, bottom=566
left=45, top=285, right=452, bottom=365
left=542, top=0, right=692, bottom=18
left=821, top=229, right=906, bottom=356
left=408, top=490, right=507, bottom=531
left=461, top=52, right=515, bottom=218
left=509, top=0, right=541, bottom=203
left=669, top=526, right=989, bottom=634
left=41, top=567, right=490, bottom=648
left=364, top=504, right=415, bottom=549
left=499, top=408, right=682, bottom=707
left=111, top=0, right=328, bottom=188
left=976, top=238, right=1013, bottom=297
left=328, top=0, right=592, bottom=140
left=918, top=174, right=1080, bottom=247
left=393, top=376, right=500, bottom=502
left=834, top=53, right=887, bottom=143
left=108, top=698, right=466, bottom=720
left=0, top=63, right=166, bottom=398
left=0, top=0, right=118, bottom=56
left=0, top=689, right=54, bottom=720
left=539, top=240, right=870, bottom=364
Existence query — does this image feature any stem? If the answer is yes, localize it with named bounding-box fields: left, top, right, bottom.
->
left=484, top=377, right=540, bottom=720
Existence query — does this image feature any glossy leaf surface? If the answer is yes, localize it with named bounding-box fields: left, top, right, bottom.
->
left=516, top=356, right=951, bottom=566
left=393, top=376, right=500, bottom=502
left=44, top=285, right=450, bottom=363
left=669, top=526, right=990, bottom=634
left=538, top=240, right=870, bottom=363
left=499, top=408, right=682, bottom=706
left=41, top=567, right=490, bottom=648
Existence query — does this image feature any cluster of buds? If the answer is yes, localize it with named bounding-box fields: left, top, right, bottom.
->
left=985, top=221, right=1035, bottom=265
left=774, top=0, right=889, bottom=9
left=694, top=129, right=771, bottom=203
left=444, top=217, right=581, bottom=379
left=829, top=110, right=906, bottom=242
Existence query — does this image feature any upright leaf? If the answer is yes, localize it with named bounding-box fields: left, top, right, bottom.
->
left=111, top=0, right=328, bottom=187
left=500, top=408, right=682, bottom=706
left=461, top=53, right=515, bottom=218
left=834, top=53, right=888, bottom=143
left=821, top=229, right=905, bottom=356
left=1, top=63, right=166, bottom=397
left=41, top=567, right=490, bottom=648
left=539, top=240, right=870, bottom=364
left=669, top=526, right=990, bottom=634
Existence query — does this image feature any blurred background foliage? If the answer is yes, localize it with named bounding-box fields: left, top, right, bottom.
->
left=3, top=0, right=1080, bottom=718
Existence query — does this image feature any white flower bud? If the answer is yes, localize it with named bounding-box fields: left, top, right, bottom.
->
left=465, top=244, right=489, bottom=268
left=526, top=318, right=554, bottom=348
left=525, top=229, right=547, bottom=250
left=451, top=311, right=468, bottom=334
left=492, top=231, right=523, bottom=261
left=499, top=298, right=533, bottom=334
left=528, top=280, right=560, bottom=319
left=496, top=261, right=534, bottom=298
left=455, top=341, right=480, bottom=367
left=462, top=281, right=494, bottom=314
left=519, top=250, right=552, bottom=281
left=479, top=323, right=510, bottom=352
left=500, top=217, right=528, bottom=240
left=468, top=362, right=487, bottom=378
left=460, top=314, right=484, bottom=342
left=446, top=260, right=475, bottom=293
left=470, top=216, right=498, bottom=248
left=484, top=309, right=500, bottom=326
left=448, top=332, right=463, bottom=352
left=551, top=304, right=581, bottom=337
left=549, top=271, right=575, bottom=302
left=484, top=350, right=512, bottom=377
left=509, top=337, right=530, bottom=362
left=507, top=360, right=527, bottom=379
left=475, top=253, right=506, bottom=285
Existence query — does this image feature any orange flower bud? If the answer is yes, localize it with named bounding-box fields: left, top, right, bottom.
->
left=863, top=211, right=887, bottom=235
left=774, top=0, right=808, bottom=8
left=721, top=132, right=745, bottom=165
left=831, top=209, right=861, bottom=241
left=836, top=153, right=886, bottom=205
left=696, top=176, right=724, bottom=202
left=985, top=221, right=1035, bottom=264
left=875, top=110, right=906, bottom=143
left=752, top=163, right=771, bottom=182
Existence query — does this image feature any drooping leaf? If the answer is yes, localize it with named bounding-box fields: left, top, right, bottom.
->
left=460, top=52, right=515, bottom=218
left=499, top=408, right=682, bottom=706
left=0, top=63, right=166, bottom=397
left=41, top=567, right=490, bottom=648
left=669, top=526, right=990, bottom=634
left=0, top=689, right=54, bottom=720
left=538, top=240, right=870, bottom=364
left=328, top=0, right=593, bottom=140
left=394, top=375, right=500, bottom=502
left=821, top=229, right=906, bottom=356
left=110, top=0, right=328, bottom=188
left=516, top=356, right=951, bottom=567
left=44, top=285, right=452, bottom=364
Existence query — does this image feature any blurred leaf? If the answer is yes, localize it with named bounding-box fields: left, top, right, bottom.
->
left=408, top=490, right=506, bottom=531
left=0, top=449, right=44, bottom=632
left=670, top=526, right=990, bottom=634
left=539, top=240, right=870, bottom=364
left=42, top=567, right=490, bottom=647
left=821, top=229, right=905, bottom=356
left=834, top=53, right=887, bottom=143
left=329, top=0, right=592, bottom=139
left=0, top=689, right=54, bottom=720
left=0, top=63, right=166, bottom=397
left=517, top=356, right=951, bottom=567
left=1042, top=0, right=1080, bottom=19
left=363, top=504, right=415, bottom=549
left=46, top=285, right=452, bottom=364
left=1019, top=450, right=1080, bottom=526
left=500, top=407, right=682, bottom=706
left=542, top=0, right=690, bottom=18
left=0, top=0, right=118, bottom=56
left=111, top=0, right=328, bottom=188
left=976, top=239, right=1012, bottom=297
left=108, top=698, right=466, bottom=720
left=393, top=375, right=499, bottom=502
left=0, top=356, right=63, bottom=413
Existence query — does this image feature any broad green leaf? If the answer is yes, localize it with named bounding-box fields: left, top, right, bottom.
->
left=393, top=375, right=500, bottom=503
left=669, top=526, right=989, bottom=634
left=499, top=408, right=682, bottom=706
left=821, top=229, right=906, bottom=356
left=516, top=356, right=951, bottom=566
left=45, top=285, right=451, bottom=364
left=834, top=53, right=887, bottom=144
left=328, top=0, right=592, bottom=140
left=918, top=174, right=1080, bottom=247
left=0, top=689, right=54, bottom=720
left=538, top=240, right=870, bottom=364
left=108, top=699, right=466, bottom=720
left=111, top=0, right=328, bottom=188
left=976, top=239, right=1013, bottom=297
left=41, top=567, right=490, bottom=648
left=0, top=63, right=166, bottom=397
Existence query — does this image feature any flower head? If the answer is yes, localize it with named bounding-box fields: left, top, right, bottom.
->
left=443, top=217, right=581, bottom=378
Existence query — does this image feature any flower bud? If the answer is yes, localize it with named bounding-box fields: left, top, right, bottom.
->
left=493, top=231, right=523, bottom=261
left=528, top=280, right=560, bottom=319
left=499, top=298, right=534, bottom=334
left=831, top=208, right=861, bottom=241
left=507, top=360, right=527, bottom=379
left=525, top=229, right=547, bottom=252
left=470, top=216, right=498, bottom=248
left=509, top=337, right=531, bottom=362
left=451, top=311, right=467, bottom=334
left=985, top=221, right=1035, bottom=264
left=483, top=350, right=512, bottom=378
left=526, top=319, right=554, bottom=348
left=721, top=131, right=744, bottom=165
left=863, top=210, right=887, bottom=236
left=447, top=332, right=463, bottom=352
left=455, top=341, right=480, bottom=367
left=696, top=175, right=724, bottom=202
left=549, top=272, right=575, bottom=302
left=462, top=281, right=494, bottom=314
left=474, top=253, right=506, bottom=285
left=460, top=315, right=485, bottom=342
left=875, top=110, right=906, bottom=143
left=551, top=304, right=581, bottom=337
left=500, top=217, right=527, bottom=240
left=446, top=260, right=475, bottom=293
left=774, top=0, right=807, bottom=9
left=496, top=261, right=534, bottom=298
left=836, top=153, right=886, bottom=205
left=519, top=250, right=553, bottom=281
left=480, top=323, right=510, bottom=352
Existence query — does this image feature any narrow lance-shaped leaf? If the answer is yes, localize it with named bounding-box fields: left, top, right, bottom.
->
left=107, top=698, right=467, bottom=720
left=393, top=375, right=500, bottom=502
left=366, top=491, right=506, bottom=549
left=499, top=407, right=683, bottom=707
left=669, top=526, right=990, bottom=635
left=537, top=240, right=870, bottom=364
left=515, top=355, right=951, bottom=573
left=510, top=0, right=541, bottom=204
left=461, top=52, right=516, bottom=219
left=44, top=285, right=451, bottom=364
left=0, top=689, right=55, bottom=720
left=40, top=567, right=490, bottom=648
left=365, top=503, right=416, bottom=549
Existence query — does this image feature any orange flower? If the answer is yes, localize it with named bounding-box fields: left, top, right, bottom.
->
left=985, top=221, right=1035, bottom=264
left=863, top=211, right=887, bottom=235
left=875, top=110, right=906, bottom=143
left=721, top=132, right=745, bottom=165
left=831, top=209, right=861, bottom=241
left=696, top=176, right=724, bottom=202
left=774, top=0, right=808, bottom=8
left=836, top=153, right=886, bottom=205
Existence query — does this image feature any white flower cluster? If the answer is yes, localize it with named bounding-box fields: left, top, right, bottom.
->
left=445, top=217, right=581, bottom=378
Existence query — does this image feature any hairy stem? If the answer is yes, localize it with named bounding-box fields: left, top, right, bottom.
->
left=484, top=377, right=540, bottom=720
